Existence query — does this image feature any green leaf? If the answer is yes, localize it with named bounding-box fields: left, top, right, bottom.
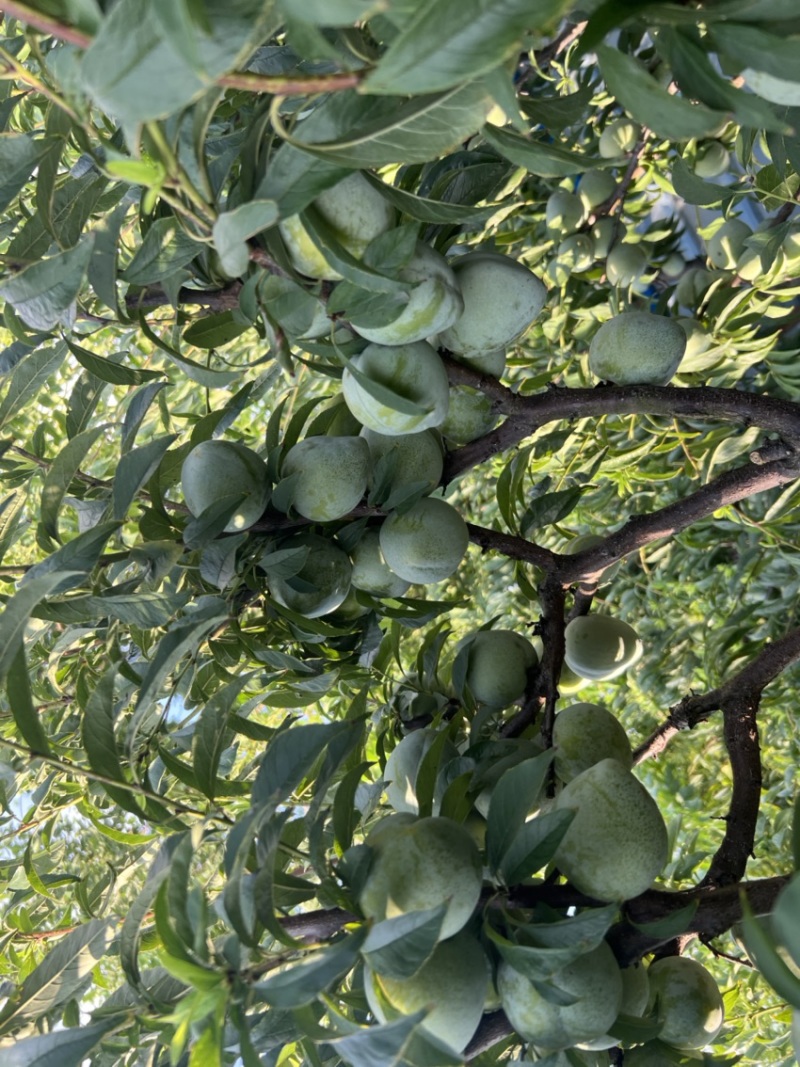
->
left=254, top=928, right=367, bottom=1008
left=0, top=920, right=112, bottom=1034
left=772, top=874, right=800, bottom=970
left=192, top=672, right=258, bottom=800
left=486, top=749, right=555, bottom=874
left=36, top=591, right=190, bottom=628
left=299, top=205, right=410, bottom=294
left=280, top=81, right=492, bottom=168
left=340, top=352, right=429, bottom=417
left=630, top=900, right=699, bottom=939
left=484, top=923, right=591, bottom=983
left=361, top=171, right=498, bottom=224
left=183, top=311, right=251, bottom=349
left=670, top=158, right=736, bottom=208
left=498, top=808, right=575, bottom=885
left=212, top=199, right=279, bottom=277
left=740, top=891, right=800, bottom=1009
left=0, top=573, right=82, bottom=685
left=365, top=0, right=570, bottom=94
left=482, top=123, right=607, bottom=178
left=122, top=218, right=204, bottom=286
left=597, top=45, right=728, bottom=141
left=0, top=238, right=94, bottom=331
left=6, top=642, right=51, bottom=757
left=657, top=27, right=788, bottom=133
left=133, top=601, right=228, bottom=719
left=251, top=721, right=358, bottom=810
left=39, top=425, right=106, bottom=543
left=793, top=793, right=800, bottom=871
left=66, top=338, right=166, bottom=386
left=362, top=906, right=446, bottom=980
left=329, top=1012, right=428, bottom=1067
left=521, top=486, right=585, bottom=536
left=0, top=343, right=67, bottom=432
left=80, top=0, right=277, bottom=124
left=277, top=0, right=375, bottom=25
left=113, top=434, right=177, bottom=519
left=23, top=521, right=121, bottom=591
left=0, top=134, right=52, bottom=213
left=710, top=23, right=800, bottom=82
left=0, top=1019, right=119, bottom=1067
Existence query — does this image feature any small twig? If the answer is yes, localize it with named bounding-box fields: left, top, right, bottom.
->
left=0, top=736, right=231, bottom=823
left=0, top=1, right=91, bottom=46
left=218, top=70, right=364, bottom=96
left=590, top=129, right=649, bottom=220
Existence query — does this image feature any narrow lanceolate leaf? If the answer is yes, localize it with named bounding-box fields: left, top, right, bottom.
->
left=0, top=134, right=52, bottom=213
left=251, top=721, right=361, bottom=810
left=23, top=522, right=121, bottom=592
left=597, top=46, right=729, bottom=141
left=121, top=218, right=204, bottom=286
left=67, top=339, right=166, bottom=386
left=362, top=172, right=498, bottom=225
left=365, top=0, right=570, bottom=94
left=0, top=1019, right=119, bottom=1067
left=80, top=0, right=276, bottom=124
left=482, top=123, right=607, bottom=178
left=362, top=906, right=446, bottom=980
left=629, top=900, right=699, bottom=939
left=0, top=919, right=112, bottom=1034
left=40, top=426, right=106, bottom=543
left=278, top=81, right=492, bottom=168
left=254, top=928, right=367, bottom=1008
left=329, top=1013, right=438, bottom=1067
left=0, top=238, right=94, bottom=331
left=6, top=642, right=51, bottom=757
left=212, top=200, right=279, bottom=277
left=193, top=672, right=259, bottom=800
left=740, top=892, right=800, bottom=1009
left=771, top=873, right=800, bottom=971
left=112, top=434, right=177, bottom=519
left=133, top=601, right=228, bottom=719
left=0, top=344, right=68, bottom=432
left=486, top=749, right=555, bottom=874
left=499, top=808, right=576, bottom=886
left=82, top=669, right=149, bottom=819
left=0, top=573, right=81, bottom=685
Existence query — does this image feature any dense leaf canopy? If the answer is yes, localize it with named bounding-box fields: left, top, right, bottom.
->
left=0, top=2, right=800, bottom=1066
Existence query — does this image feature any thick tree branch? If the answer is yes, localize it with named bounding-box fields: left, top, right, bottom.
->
left=466, top=521, right=557, bottom=570
left=635, top=622, right=800, bottom=763
left=556, top=454, right=800, bottom=586
left=699, top=693, right=761, bottom=888
left=127, top=284, right=242, bottom=312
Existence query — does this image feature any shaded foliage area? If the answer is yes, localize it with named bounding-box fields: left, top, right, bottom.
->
left=0, top=1, right=799, bottom=1065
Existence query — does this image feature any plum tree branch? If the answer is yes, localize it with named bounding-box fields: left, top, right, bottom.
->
left=555, top=453, right=800, bottom=586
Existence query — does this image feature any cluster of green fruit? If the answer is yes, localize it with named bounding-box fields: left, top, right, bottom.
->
left=360, top=696, right=724, bottom=1058
left=178, top=170, right=559, bottom=615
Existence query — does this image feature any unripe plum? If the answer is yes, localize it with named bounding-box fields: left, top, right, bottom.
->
left=268, top=533, right=352, bottom=618
left=564, top=613, right=643, bottom=681
left=588, top=310, right=687, bottom=386
left=360, top=427, right=443, bottom=497
left=342, top=341, right=450, bottom=436
left=599, top=117, right=640, bottom=157
left=553, top=702, right=633, bottom=782
left=462, top=629, right=539, bottom=708
left=278, top=171, right=395, bottom=280
left=694, top=140, right=730, bottom=179
left=647, top=956, right=724, bottom=1049
left=281, top=435, right=370, bottom=521
left=350, top=528, right=410, bottom=598
left=383, top=727, right=460, bottom=815
left=358, top=815, right=483, bottom=939
left=606, top=242, right=648, bottom=286
left=181, top=439, right=270, bottom=533
left=590, top=218, right=618, bottom=260
left=706, top=218, right=752, bottom=270
left=440, top=385, right=497, bottom=444
left=553, top=758, right=669, bottom=902
left=545, top=189, right=586, bottom=236
left=578, top=169, right=617, bottom=210
left=351, top=241, right=463, bottom=345
left=379, top=497, right=468, bottom=585
left=498, top=941, right=623, bottom=1049
left=365, top=930, right=489, bottom=1053
left=577, top=961, right=650, bottom=1050
left=438, top=251, right=546, bottom=359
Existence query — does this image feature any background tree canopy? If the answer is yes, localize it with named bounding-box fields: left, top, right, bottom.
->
left=1, top=0, right=800, bottom=1064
